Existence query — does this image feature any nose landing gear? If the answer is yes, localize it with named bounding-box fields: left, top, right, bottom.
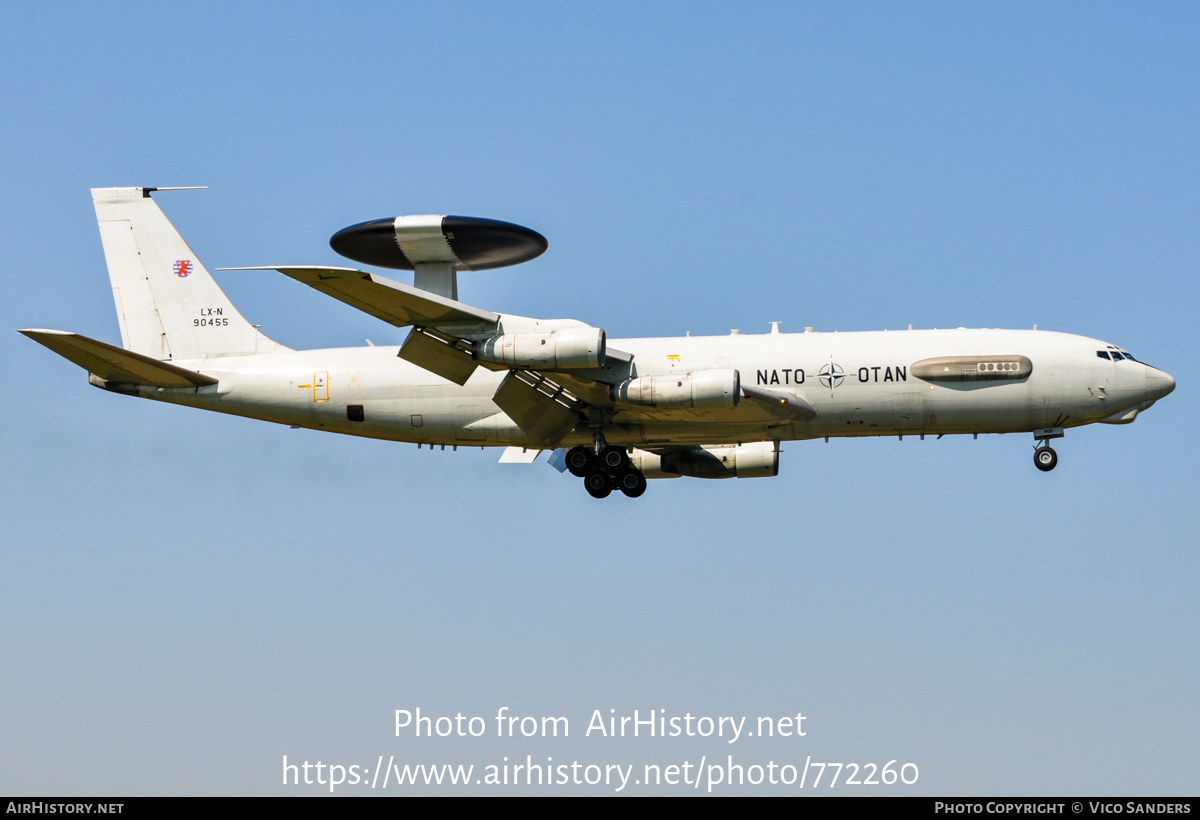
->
left=1032, top=426, right=1064, bottom=472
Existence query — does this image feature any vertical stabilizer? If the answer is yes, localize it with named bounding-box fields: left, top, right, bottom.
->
left=92, top=187, right=287, bottom=359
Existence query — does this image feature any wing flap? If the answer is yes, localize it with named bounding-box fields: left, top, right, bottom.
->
left=397, top=328, right=480, bottom=386
left=20, top=329, right=217, bottom=388
left=492, top=371, right=582, bottom=447
left=498, top=447, right=542, bottom=463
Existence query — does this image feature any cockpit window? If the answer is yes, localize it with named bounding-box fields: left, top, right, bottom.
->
left=1111, top=351, right=1125, bottom=361
left=1097, top=350, right=1111, bottom=360
left=1123, top=352, right=1137, bottom=362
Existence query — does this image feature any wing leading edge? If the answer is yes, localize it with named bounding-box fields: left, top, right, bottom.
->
left=220, top=266, right=500, bottom=336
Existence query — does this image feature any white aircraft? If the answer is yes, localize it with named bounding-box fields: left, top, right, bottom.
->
left=22, top=187, right=1175, bottom=499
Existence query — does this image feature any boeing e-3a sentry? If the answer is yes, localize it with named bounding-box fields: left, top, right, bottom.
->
left=21, top=187, right=1176, bottom=499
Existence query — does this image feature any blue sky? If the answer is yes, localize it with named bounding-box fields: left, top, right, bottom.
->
left=2, top=2, right=1197, bottom=795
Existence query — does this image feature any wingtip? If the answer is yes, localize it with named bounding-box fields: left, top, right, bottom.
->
left=18, top=328, right=72, bottom=336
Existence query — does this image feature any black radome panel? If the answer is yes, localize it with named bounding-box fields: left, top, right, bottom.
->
left=329, top=215, right=547, bottom=271
left=329, top=218, right=409, bottom=269
left=442, top=216, right=547, bottom=270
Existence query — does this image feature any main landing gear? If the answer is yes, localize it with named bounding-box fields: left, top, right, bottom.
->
left=1032, top=427, right=1064, bottom=472
left=566, top=445, right=647, bottom=499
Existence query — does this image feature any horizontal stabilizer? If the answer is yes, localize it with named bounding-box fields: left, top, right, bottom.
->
left=224, top=266, right=499, bottom=336
left=20, top=329, right=217, bottom=388
left=741, top=384, right=817, bottom=420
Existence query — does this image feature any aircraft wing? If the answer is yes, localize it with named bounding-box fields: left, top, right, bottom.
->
left=240, top=266, right=599, bottom=442
left=244, top=265, right=814, bottom=446
left=223, top=266, right=500, bottom=336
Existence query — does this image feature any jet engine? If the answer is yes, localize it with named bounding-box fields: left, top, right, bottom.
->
left=630, top=441, right=779, bottom=479
left=473, top=326, right=606, bottom=369
left=611, top=369, right=741, bottom=409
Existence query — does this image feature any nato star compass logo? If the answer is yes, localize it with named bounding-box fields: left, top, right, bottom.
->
left=819, top=362, right=846, bottom=390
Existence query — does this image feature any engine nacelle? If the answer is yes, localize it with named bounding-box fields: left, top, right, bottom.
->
left=473, top=326, right=605, bottom=369
left=630, top=441, right=779, bottom=479
left=611, top=369, right=741, bottom=409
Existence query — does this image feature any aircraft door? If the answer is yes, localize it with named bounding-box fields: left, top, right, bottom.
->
left=313, top=371, right=329, bottom=402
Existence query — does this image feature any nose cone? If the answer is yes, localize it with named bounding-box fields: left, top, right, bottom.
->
left=1145, top=365, right=1176, bottom=401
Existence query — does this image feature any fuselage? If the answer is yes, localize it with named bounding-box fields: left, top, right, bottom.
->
left=118, top=326, right=1173, bottom=449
